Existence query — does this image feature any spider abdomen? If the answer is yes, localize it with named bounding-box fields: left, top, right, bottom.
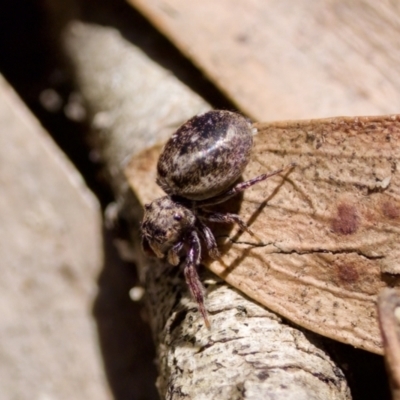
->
left=156, top=110, right=253, bottom=200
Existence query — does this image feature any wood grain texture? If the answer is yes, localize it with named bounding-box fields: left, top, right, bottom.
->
left=126, top=114, right=400, bottom=355
left=127, top=0, right=400, bottom=121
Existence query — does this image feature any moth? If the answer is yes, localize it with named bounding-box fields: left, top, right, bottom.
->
left=125, top=113, right=400, bottom=354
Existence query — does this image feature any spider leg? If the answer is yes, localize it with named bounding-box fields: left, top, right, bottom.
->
left=200, top=211, right=259, bottom=239
left=197, top=163, right=295, bottom=207
left=167, top=241, right=184, bottom=266
left=195, top=219, right=220, bottom=259
left=184, top=230, right=211, bottom=329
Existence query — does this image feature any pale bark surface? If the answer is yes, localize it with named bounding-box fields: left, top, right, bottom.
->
left=63, top=20, right=352, bottom=399
left=0, top=75, right=108, bottom=399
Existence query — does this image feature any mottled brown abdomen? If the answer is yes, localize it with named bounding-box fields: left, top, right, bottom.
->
left=157, top=110, right=253, bottom=200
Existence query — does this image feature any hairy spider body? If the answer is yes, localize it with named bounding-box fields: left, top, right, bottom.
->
left=141, top=110, right=288, bottom=328
left=156, top=110, right=253, bottom=200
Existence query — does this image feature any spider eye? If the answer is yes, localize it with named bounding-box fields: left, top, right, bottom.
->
left=173, top=214, right=182, bottom=221
left=144, top=203, right=151, bottom=210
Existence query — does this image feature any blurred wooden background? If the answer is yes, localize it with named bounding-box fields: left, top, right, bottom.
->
left=0, top=0, right=399, bottom=399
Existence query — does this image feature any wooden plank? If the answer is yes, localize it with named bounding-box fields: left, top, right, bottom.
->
left=0, top=74, right=108, bottom=400
left=127, top=0, right=400, bottom=121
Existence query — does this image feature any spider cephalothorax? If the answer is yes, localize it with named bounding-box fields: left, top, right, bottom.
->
left=141, top=110, right=290, bottom=327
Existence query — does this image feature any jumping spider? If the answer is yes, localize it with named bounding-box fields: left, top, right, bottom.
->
left=141, top=110, right=291, bottom=327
